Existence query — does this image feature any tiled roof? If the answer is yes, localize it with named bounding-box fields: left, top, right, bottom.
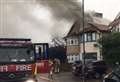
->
left=90, top=22, right=108, bottom=32
left=65, top=14, right=109, bottom=38
left=66, top=21, right=108, bottom=38
left=66, top=19, right=81, bottom=37
left=79, top=22, right=108, bottom=33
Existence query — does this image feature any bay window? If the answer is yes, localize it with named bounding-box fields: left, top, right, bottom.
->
left=80, top=32, right=96, bottom=42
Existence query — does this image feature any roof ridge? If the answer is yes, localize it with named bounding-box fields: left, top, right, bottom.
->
left=88, top=22, right=107, bottom=26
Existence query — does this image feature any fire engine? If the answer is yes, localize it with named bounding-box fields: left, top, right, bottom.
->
left=0, top=38, right=37, bottom=82
left=34, top=43, right=49, bottom=73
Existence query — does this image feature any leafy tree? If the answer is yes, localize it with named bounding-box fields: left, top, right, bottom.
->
left=99, top=32, right=120, bottom=66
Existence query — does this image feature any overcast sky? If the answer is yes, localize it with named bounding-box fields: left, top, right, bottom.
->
left=80, top=0, right=120, bottom=20
left=0, top=0, right=120, bottom=43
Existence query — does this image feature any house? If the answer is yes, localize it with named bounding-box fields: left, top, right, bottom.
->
left=109, top=12, right=120, bottom=32
left=65, top=13, right=109, bottom=63
left=65, top=20, right=81, bottom=63
left=79, top=22, right=108, bottom=62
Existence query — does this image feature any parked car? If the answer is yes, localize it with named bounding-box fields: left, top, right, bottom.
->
left=72, top=60, right=108, bottom=79
left=86, top=60, right=108, bottom=78
left=103, top=65, right=120, bottom=82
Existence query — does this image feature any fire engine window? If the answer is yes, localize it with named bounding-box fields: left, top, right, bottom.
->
left=0, top=47, right=34, bottom=62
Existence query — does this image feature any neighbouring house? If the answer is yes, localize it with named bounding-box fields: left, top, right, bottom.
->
left=65, top=12, right=110, bottom=63
left=109, top=12, right=120, bottom=32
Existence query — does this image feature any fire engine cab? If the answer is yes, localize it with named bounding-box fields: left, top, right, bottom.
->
left=0, top=38, right=37, bottom=82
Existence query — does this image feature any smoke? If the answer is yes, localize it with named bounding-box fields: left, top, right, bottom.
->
left=0, top=0, right=92, bottom=43
left=0, top=0, right=53, bottom=42
left=36, top=0, right=82, bottom=20
left=36, top=0, right=84, bottom=38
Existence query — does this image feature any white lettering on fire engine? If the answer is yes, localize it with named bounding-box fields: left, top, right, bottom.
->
left=16, top=65, right=32, bottom=71
left=0, top=66, right=8, bottom=72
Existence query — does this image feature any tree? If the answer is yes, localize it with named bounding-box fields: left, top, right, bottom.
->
left=99, top=32, right=120, bottom=66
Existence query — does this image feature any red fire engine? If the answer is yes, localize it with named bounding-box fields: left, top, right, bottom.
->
left=0, top=38, right=37, bottom=82
left=34, top=43, right=49, bottom=73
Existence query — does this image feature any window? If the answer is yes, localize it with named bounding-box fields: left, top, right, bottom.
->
left=69, top=39, right=78, bottom=45
left=71, top=55, right=73, bottom=61
left=87, top=33, right=92, bottom=41
left=67, top=56, right=69, bottom=59
left=92, top=33, right=96, bottom=41
left=80, top=32, right=96, bottom=42
left=74, top=39, right=78, bottom=45
left=80, top=34, right=83, bottom=42
left=67, top=39, right=73, bottom=45
left=84, top=53, right=97, bottom=60
left=0, top=47, right=35, bottom=63
left=75, top=55, right=78, bottom=60
left=71, top=40, right=74, bottom=45
left=85, top=33, right=87, bottom=42
left=67, top=39, right=69, bottom=44
left=74, top=40, right=76, bottom=45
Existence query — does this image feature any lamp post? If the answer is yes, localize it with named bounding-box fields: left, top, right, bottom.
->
left=82, top=0, right=86, bottom=82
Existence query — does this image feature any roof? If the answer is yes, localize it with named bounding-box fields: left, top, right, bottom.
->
left=66, top=19, right=81, bottom=37
left=109, top=12, right=120, bottom=28
left=65, top=12, right=110, bottom=38
left=92, top=17, right=110, bottom=25
left=0, top=38, right=31, bottom=41
left=79, top=22, right=108, bottom=33
left=65, top=21, right=108, bottom=38
left=89, top=22, right=108, bottom=32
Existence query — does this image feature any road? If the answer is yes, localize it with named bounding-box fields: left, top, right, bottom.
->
left=36, top=72, right=102, bottom=82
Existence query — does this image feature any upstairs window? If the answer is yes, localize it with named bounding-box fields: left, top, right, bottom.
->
left=80, top=32, right=96, bottom=42
left=67, top=39, right=78, bottom=45
left=74, top=39, right=78, bottom=45
left=87, top=33, right=92, bottom=41
left=92, top=33, right=96, bottom=41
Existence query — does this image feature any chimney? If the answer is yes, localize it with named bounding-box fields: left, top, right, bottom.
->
left=93, top=13, right=103, bottom=18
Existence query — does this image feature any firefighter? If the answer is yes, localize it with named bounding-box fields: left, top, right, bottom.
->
left=54, top=58, right=60, bottom=73
left=48, top=59, right=54, bottom=80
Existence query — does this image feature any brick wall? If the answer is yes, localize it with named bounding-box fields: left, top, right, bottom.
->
left=66, top=45, right=80, bottom=55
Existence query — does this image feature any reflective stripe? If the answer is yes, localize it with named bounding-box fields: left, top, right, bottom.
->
left=34, top=65, right=37, bottom=75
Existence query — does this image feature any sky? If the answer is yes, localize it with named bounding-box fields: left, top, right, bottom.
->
left=80, top=0, right=120, bottom=20
left=0, top=0, right=120, bottom=43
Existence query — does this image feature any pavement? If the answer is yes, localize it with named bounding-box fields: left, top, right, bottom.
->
left=36, top=72, right=102, bottom=82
